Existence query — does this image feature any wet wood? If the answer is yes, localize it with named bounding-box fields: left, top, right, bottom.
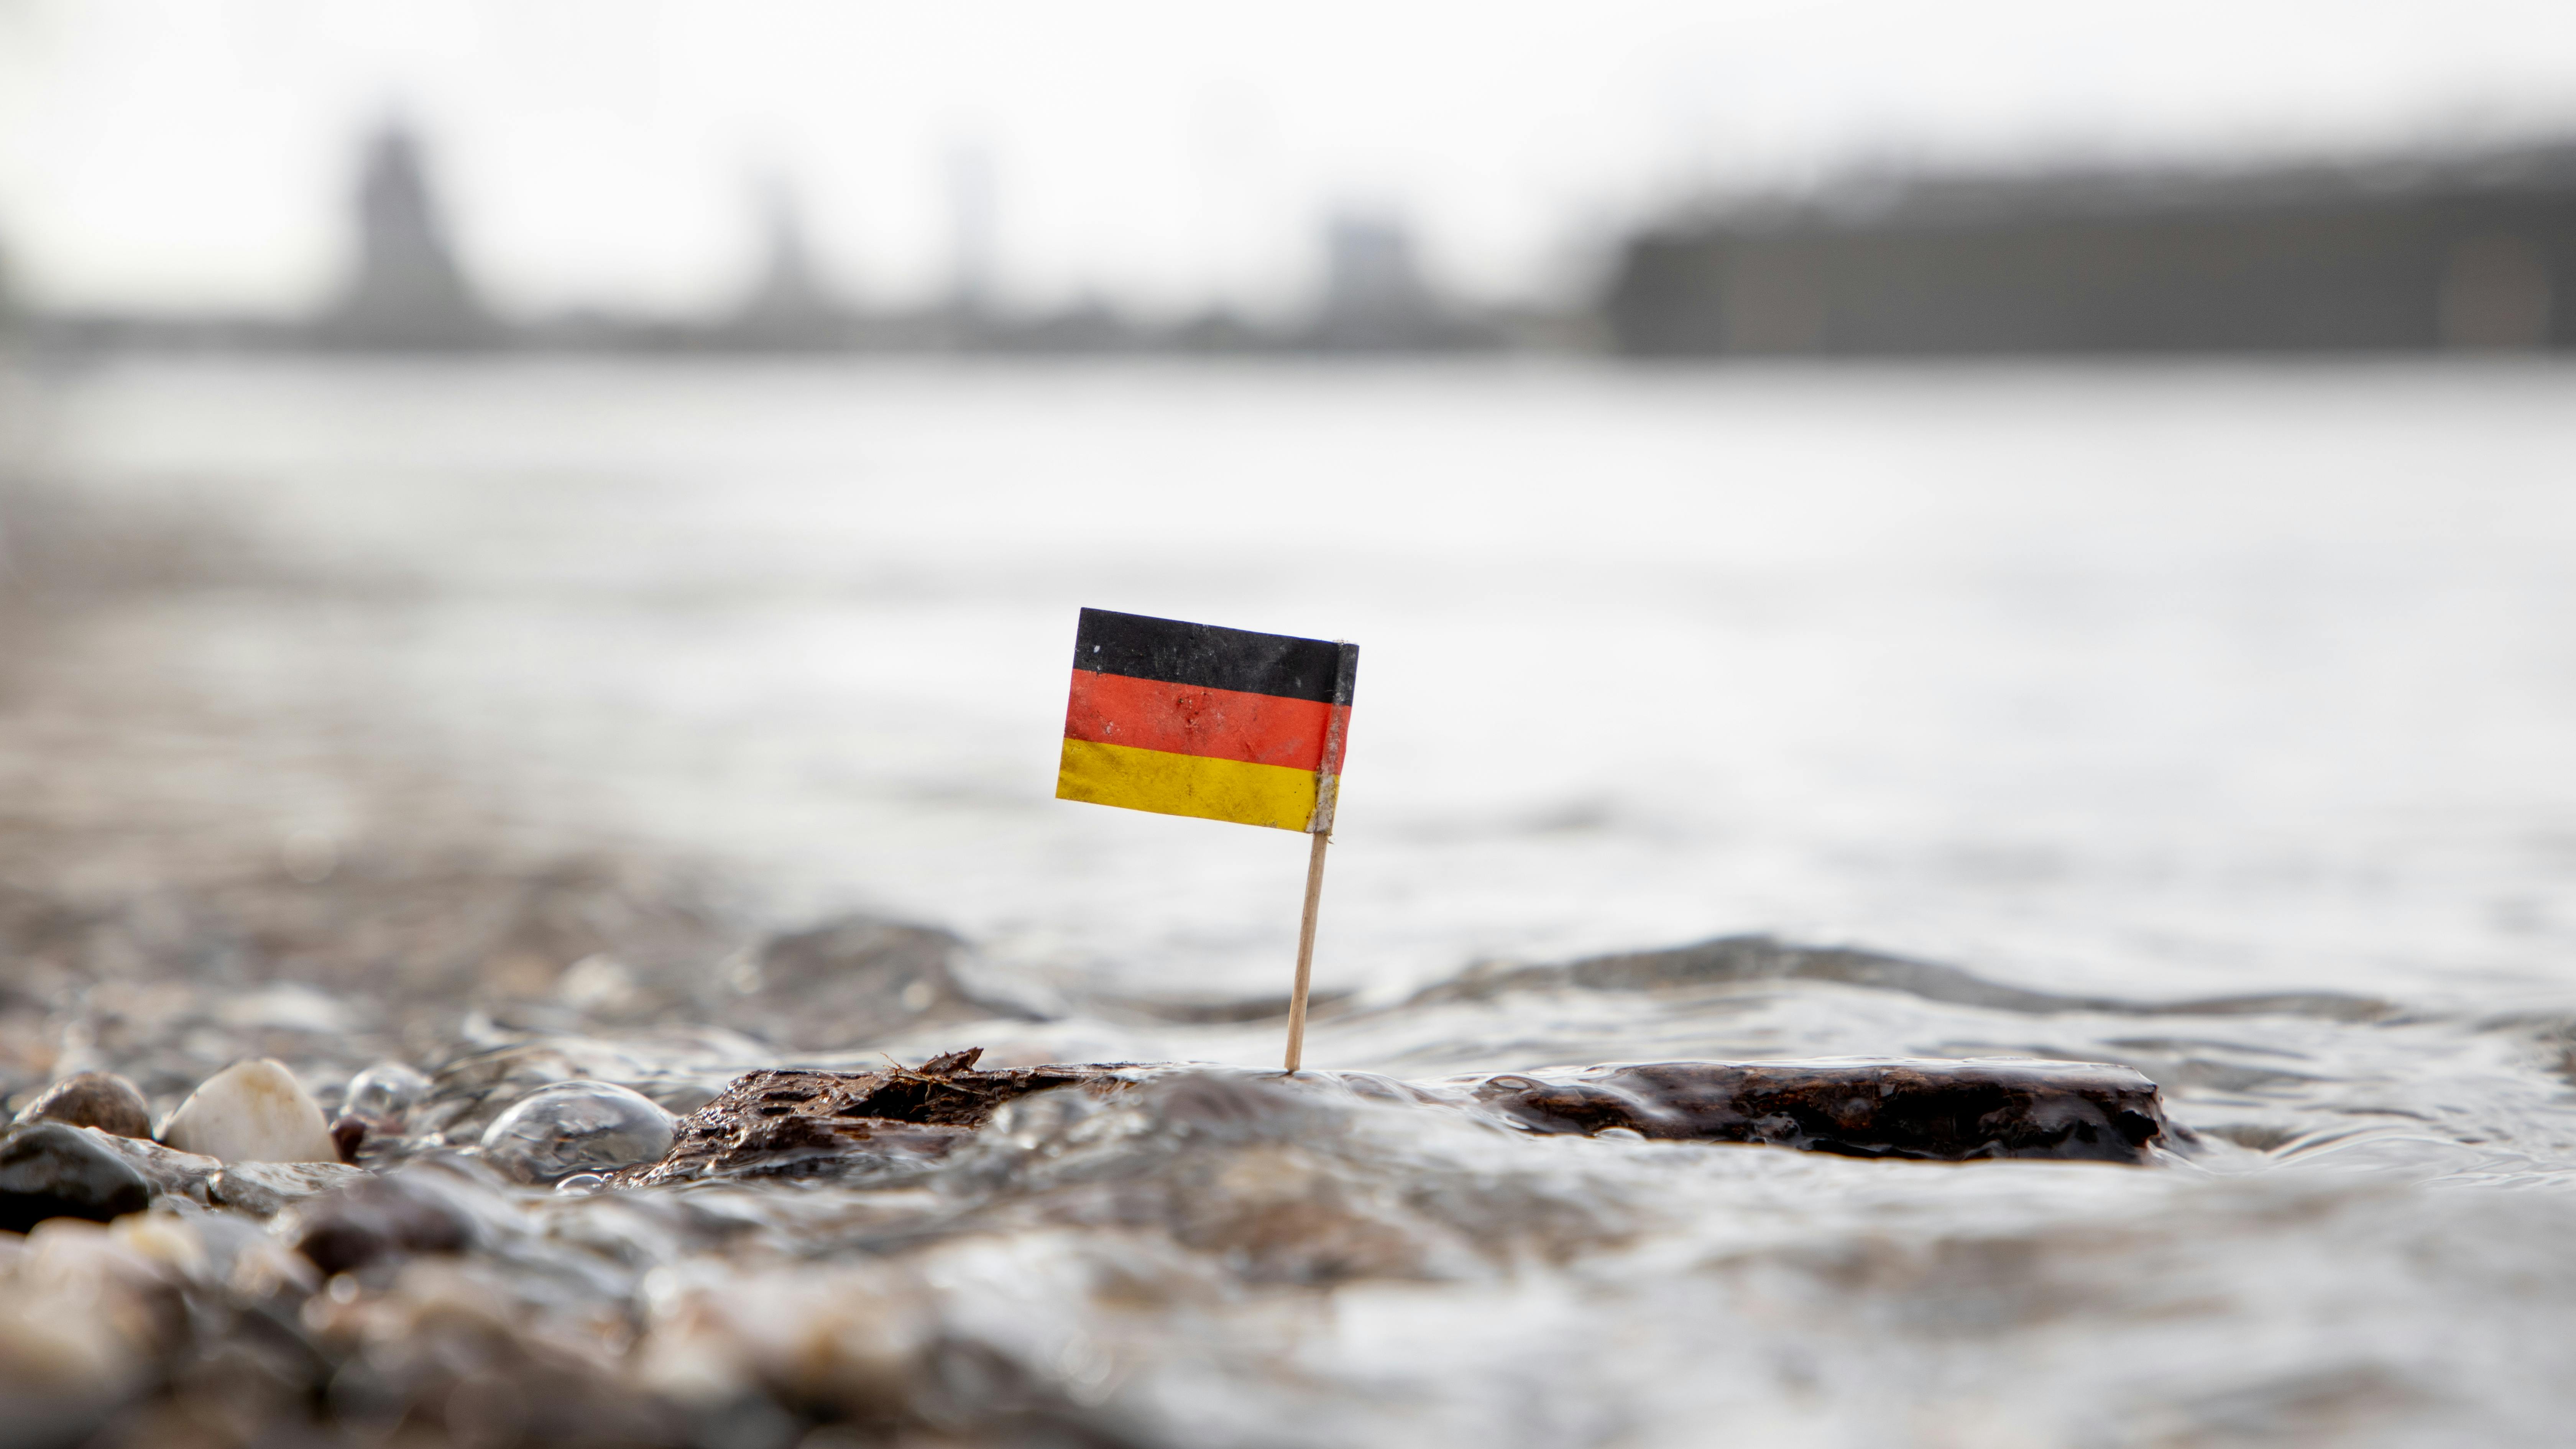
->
left=611, top=1049, right=1143, bottom=1187
left=1284, top=829, right=1329, bottom=1073
left=1472, top=1058, right=2170, bottom=1163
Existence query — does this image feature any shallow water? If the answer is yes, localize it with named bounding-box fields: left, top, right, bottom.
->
left=4, top=356, right=2576, bottom=1446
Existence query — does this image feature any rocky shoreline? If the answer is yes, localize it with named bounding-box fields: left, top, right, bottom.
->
left=8, top=1049, right=2176, bottom=1229
left=0, top=1034, right=2176, bottom=1446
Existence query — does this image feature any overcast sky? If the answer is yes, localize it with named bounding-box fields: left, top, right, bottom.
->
left=5, top=0, right=2576, bottom=319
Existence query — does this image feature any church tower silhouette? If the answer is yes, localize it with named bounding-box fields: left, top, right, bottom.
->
left=320, top=123, right=496, bottom=348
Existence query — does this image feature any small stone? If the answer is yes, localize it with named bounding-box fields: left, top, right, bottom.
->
left=477, top=1081, right=675, bottom=1185
left=209, top=1161, right=368, bottom=1218
left=14, top=1072, right=152, bottom=1140
left=0, top=1123, right=153, bottom=1233
left=278, top=1172, right=473, bottom=1275
left=160, top=1059, right=338, bottom=1164
left=329, top=1115, right=373, bottom=1164
left=85, top=1132, right=223, bottom=1204
left=343, top=1062, right=430, bottom=1122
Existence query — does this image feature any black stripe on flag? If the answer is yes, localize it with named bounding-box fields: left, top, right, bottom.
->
left=1073, top=607, right=1357, bottom=705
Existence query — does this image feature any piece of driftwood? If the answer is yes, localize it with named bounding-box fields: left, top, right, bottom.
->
left=1469, top=1058, right=2170, bottom=1163
left=611, top=1048, right=1143, bottom=1186
left=611, top=1050, right=2174, bottom=1185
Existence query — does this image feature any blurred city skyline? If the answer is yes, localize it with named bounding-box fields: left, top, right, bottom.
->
left=8, top=0, right=2576, bottom=324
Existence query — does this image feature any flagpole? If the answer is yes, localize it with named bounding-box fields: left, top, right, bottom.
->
left=1283, top=825, right=1329, bottom=1073
left=1285, top=640, right=1358, bottom=1074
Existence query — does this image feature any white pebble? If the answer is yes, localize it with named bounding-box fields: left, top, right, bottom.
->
left=160, top=1059, right=339, bottom=1164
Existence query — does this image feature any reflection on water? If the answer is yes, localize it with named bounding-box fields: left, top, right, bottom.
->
left=5, top=357, right=2576, bottom=1444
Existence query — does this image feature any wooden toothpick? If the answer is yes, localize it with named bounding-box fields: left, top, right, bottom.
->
left=1283, top=826, right=1330, bottom=1073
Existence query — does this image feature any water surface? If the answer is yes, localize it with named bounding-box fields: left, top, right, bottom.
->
left=6, top=356, right=2576, bottom=1446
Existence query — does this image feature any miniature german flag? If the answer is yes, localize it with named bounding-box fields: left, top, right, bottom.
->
left=1058, top=608, right=1358, bottom=833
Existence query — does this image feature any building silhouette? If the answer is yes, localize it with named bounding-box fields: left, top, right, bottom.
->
left=17, top=120, right=1540, bottom=356
left=1607, top=143, right=2576, bottom=356
left=944, top=143, right=999, bottom=329
left=1304, top=212, right=1490, bottom=351
left=317, top=123, right=496, bottom=349
left=710, top=181, right=857, bottom=349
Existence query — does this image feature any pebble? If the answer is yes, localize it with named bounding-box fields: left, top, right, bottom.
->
left=209, top=1161, right=368, bottom=1218
left=0, top=1123, right=154, bottom=1233
left=328, top=1116, right=372, bottom=1163
left=85, top=1133, right=223, bottom=1204
left=159, top=1059, right=339, bottom=1164
left=277, top=1172, right=474, bottom=1275
left=478, top=1081, right=675, bottom=1185
left=14, top=1072, right=153, bottom=1140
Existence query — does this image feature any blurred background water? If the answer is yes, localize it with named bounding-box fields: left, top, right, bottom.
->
left=13, top=355, right=2576, bottom=1020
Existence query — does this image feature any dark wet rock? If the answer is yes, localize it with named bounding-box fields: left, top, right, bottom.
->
left=614, top=1051, right=1139, bottom=1187
left=716, top=915, right=1042, bottom=1050
left=208, top=1160, right=368, bottom=1217
left=278, top=1171, right=476, bottom=1275
left=329, top=1114, right=376, bottom=1163
left=477, top=1081, right=675, bottom=1185
left=0, top=1121, right=154, bottom=1232
left=15, top=1070, right=153, bottom=1139
left=1467, top=1058, right=2171, bottom=1163
left=87, top=1130, right=223, bottom=1203
left=1411, top=934, right=2397, bottom=1022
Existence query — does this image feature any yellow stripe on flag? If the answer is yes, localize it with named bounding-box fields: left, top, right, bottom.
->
left=1056, top=738, right=1317, bottom=832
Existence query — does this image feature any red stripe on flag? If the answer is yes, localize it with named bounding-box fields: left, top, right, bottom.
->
left=1066, top=670, right=1346, bottom=772
left=1321, top=703, right=1351, bottom=777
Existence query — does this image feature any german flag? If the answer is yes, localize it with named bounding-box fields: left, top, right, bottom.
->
left=1058, top=608, right=1358, bottom=833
